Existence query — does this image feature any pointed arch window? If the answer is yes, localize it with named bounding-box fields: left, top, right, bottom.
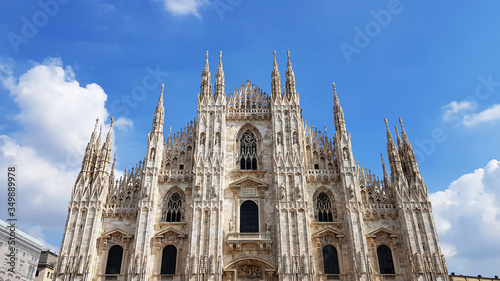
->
left=105, top=245, right=123, bottom=274
left=322, top=245, right=340, bottom=274
left=316, top=192, right=336, bottom=222
left=160, top=245, right=177, bottom=274
left=162, top=192, right=183, bottom=222
left=377, top=245, right=395, bottom=274
left=240, top=131, right=257, bottom=170
left=240, top=200, right=259, bottom=233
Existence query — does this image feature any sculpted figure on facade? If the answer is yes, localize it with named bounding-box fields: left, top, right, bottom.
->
left=301, top=253, right=309, bottom=274
left=309, top=254, right=316, bottom=274
left=185, top=255, right=191, bottom=275
left=283, top=254, right=290, bottom=274
left=192, top=255, right=198, bottom=274
left=134, top=255, right=140, bottom=274
left=210, top=254, right=216, bottom=274
left=358, top=251, right=366, bottom=273
left=218, top=255, right=223, bottom=275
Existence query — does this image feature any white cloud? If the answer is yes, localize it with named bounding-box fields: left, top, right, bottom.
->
left=442, top=100, right=500, bottom=127
left=430, top=159, right=500, bottom=276
left=463, top=104, right=500, bottom=127
left=0, top=58, right=129, bottom=251
left=0, top=57, right=128, bottom=168
left=0, top=135, right=76, bottom=251
left=441, top=100, right=476, bottom=122
left=114, top=117, right=134, bottom=131
left=160, top=0, right=209, bottom=17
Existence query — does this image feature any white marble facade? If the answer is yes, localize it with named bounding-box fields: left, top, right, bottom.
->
left=55, top=51, right=448, bottom=281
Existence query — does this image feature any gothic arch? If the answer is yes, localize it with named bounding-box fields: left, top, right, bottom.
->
left=235, top=123, right=262, bottom=143
left=161, top=187, right=186, bottom=222
left=313, top=187, right=337, bottom=222
left=236, top=124, right=262, bottom=170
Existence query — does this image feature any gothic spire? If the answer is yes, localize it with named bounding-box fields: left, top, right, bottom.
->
left=399, top=118, right=421, bottom=179
left=399, top=118, right=410, bottom=146
left=385, top=118, right=404, bottom=178
left=271, top=51, right=282, bottom=101
left=200, top=50, right=213, bottom=101
left=333, top=83, right=347, bottom=133
left=105, top=117, right=114, bottom=146
left=89, top=118, right=99, bottom=144
left=167, top=125, right=172, bottom=143
left=110, top=152, right=117, bottom=182
left=204, top=50, right=209, bottom=71
left=385, top=118, right=394, bottom=144
left=285, top=50, right=297, bottom=97
left=159, top=83, right=164, bottom=106
left=395, top=125, right=403, bottom=151
left=214, top=51, right=225, bottom=103
left=96, top=124, right=103, bottom=148
left=152, top=84, right=165, bottom=134
left=381, top=152, right=390, bottom=188
left=81, top=118, right=100, bottom=174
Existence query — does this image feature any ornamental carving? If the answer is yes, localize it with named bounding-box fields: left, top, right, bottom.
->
left=238, top=265, right=262, bottom=278
left=320, top=234, right=334, bottom=243
left=110, top=234, right=124, bottom=243
left=374, top=232, right=390, bottom=243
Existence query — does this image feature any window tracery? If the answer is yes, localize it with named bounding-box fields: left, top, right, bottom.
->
left=162, top=192, right=183, bottom=222
left=316, top=192, right=337, bottom=222
left=239, top=131, right=257, bottom=170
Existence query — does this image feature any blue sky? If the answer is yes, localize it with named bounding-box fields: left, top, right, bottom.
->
left=1, top=0, right=500, bottom=276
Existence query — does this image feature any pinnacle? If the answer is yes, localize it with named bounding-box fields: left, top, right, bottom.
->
left=287, top=50, right=292, bottom=71
left=333, top=83, right=339, bottom=105
left=204, top=50, right=209, bottom=71
left=218, top=51, right=223, bottom=71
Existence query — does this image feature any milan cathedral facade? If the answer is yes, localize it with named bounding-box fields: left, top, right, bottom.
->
left=55, top=51, right=448, bottom=281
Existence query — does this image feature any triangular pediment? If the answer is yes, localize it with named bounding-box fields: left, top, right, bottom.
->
left=102, top=228, right=133, bottom=239
left=367, top=227, right=398, bottom=238
left=229, top=177, right=269, bottom=189
left=313, top=227, right=344, bottom=238
left=155, top=227, right=186, bottom=238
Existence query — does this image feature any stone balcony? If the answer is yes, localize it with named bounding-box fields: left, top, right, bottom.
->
left=227, top=232, right=272, bottom=251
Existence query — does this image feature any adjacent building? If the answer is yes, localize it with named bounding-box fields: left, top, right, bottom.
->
left=55, top=51, right=449, bottom=281
left=0, top=219, right=43, bottom=281
left=34, top=250, right=58, bottom=281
